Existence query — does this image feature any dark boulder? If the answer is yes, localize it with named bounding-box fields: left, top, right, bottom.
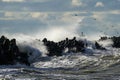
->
left=42, top=37, right=86, bottom=56
left=111, top=36, right=120, bottom=48
left=0, top=36, right=30, bottom=66
left=95, top=42, right=106, bottom=50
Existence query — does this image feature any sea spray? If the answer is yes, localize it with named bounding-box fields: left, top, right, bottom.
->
left=17, top=39, right=48, bottom=63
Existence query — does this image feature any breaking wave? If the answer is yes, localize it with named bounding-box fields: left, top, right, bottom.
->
left=0, top=34, right=120, bottom=80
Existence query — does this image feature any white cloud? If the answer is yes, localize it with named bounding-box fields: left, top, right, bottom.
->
left=4, top=11, right=49, bottom=20
left=95, top=2, right=104, bottom=7
left=0, top=17, right=16, bottom=20
left=71, top=0, right=83, bottom=6
left=30, top=12, right=48, bottom=19
left=93, top=10, right=120, bottom=15
left=92, top=12, right=105, bottom=21
left=29, top=0, right=50, bottom=2
left=1, top=0, right=51, bottom=2
left=60, top=12, right=84, bottom=24
left=2, top=0, right=24, bottom=2
left=110, top=10, right=120, bottom=14
left=4, top=12, right=13, bottom=17
left=4, top=12, right=27, bottom=19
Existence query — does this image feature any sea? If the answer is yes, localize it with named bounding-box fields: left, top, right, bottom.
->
left=0, top=35, right=120, bottom=80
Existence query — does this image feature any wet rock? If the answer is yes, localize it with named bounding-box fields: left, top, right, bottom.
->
left=0, top=35, right=30, bottom=66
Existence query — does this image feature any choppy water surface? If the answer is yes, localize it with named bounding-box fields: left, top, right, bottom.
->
left=1, top=40, right=120, bottom=80
left=1, top=49, right=120, bottom=80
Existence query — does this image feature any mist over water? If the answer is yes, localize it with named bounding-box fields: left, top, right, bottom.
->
left=0, top=17, right=82, bottom=42
left=0, top=18, right=104, bottom=42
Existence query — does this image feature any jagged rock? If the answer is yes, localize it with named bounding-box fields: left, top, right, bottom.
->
left=95, top=41, right=106, bottom=50
left=111, top=36, right=120, bottom=48
left=42, top=37, right=85, bottom=56
left=0, top=35, right=30, bottom=65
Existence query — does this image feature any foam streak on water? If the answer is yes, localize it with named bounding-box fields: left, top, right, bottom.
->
left=0, top=36, right=120, bottom=80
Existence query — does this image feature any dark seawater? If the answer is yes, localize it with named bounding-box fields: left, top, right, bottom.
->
left=0, top=38, right=120, bottom=80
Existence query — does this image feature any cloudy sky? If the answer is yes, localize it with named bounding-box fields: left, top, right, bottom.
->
left=0, top=0, right=120, bottom=40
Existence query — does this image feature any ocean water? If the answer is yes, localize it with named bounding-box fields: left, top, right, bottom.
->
left=0, top=37, right=120, bottom=80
